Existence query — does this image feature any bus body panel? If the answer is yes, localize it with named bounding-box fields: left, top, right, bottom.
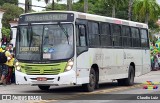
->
left=76, top=48, right=150, bottom=84
left=15, top=70, right=30, bottom=84
left=15, top=62, right=77, bottom=85
left=15, top=69, right=76, bottom=85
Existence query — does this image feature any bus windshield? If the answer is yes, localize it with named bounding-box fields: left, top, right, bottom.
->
left=16, top=24, right=74, bottom=61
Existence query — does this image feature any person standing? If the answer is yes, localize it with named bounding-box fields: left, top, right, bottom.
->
left=6, top=53, right=15, bottom=84
left=0, top=46, right=12, bottom=85
left=154, top=55, right=159, bottom=71
left=151, top=53, right=154, bottom=70
left=1, top=35, right=8, bottom=46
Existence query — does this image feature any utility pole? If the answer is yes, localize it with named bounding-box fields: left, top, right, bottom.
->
left=25, top=0, right=32, bottom=13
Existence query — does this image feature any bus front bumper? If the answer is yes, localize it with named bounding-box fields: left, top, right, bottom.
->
left=15, top=70, right=76, bottom=86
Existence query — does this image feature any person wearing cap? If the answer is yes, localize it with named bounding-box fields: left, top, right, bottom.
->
left=0, top=46, right=12, bottom=85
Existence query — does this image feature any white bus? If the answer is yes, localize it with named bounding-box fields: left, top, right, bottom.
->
left=14, top=11, right=151, bottom=92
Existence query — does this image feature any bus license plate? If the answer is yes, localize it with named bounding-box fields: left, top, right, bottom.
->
left=37, top=77, right=47, bottom=81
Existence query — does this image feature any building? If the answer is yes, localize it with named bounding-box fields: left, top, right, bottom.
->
left=0, top=9, right=5, bottom=45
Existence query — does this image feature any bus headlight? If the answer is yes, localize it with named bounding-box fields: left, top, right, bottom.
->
left=16, top=66, right=21, bottom=71
left=66, top=66, right=72, bottom=71
left=15, top=62, right=19, bottom=66
left=65, top=59, right=74, bottom=72
left=15, top=62, right=21, bottom=71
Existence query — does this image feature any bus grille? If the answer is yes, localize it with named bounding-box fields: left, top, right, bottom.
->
left=25, top=68, right=61, bottom=75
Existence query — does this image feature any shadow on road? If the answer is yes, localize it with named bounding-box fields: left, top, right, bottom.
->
left=22, top=82, right=141, bottom=94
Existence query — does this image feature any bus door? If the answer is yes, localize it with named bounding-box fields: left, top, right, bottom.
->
left=142, top=49, right=151, bottom=74
left=76, top=23, right=89, bottom=84
left=141, top=29, right=151, bottom=74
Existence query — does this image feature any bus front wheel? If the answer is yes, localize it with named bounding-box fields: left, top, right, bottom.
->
left=82, top=69, right=96, bottom=92
left=38, top=86, right=50, bottom=90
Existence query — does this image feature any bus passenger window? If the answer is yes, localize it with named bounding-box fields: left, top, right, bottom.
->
left=77, top=25, right=87, bottom=47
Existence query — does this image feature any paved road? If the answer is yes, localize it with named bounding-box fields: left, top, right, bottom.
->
left=0, top=71, right=160, bottom=103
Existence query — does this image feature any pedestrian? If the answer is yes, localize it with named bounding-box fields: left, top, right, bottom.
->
left=6, top=53, right=15, bottom=84
left=0, top=46, right=12, bottom=85
left=8, top=44, right=14, bottom=53
left=151, top=53, right=154, bottom=70
left=1, top=35, right=8, bottom=46
left=154, top=55, right=159, bottom=71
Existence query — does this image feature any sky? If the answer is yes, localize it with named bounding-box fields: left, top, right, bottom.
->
left=18, top=0, right=79, bottom=11
left=19, top=0, right=160, bottom=12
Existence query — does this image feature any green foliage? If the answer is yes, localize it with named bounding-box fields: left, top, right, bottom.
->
left=133, top=0, right=160, bottom=24
left=38, top=0, right=61, bottom=10
left=72, top=1, right=94, bottom=13
left=1, top=3, right=24, bottom=29
left=46, top=3, right=66, bottom=10
left=0, top=0, right=18, bottom=6
left=1, top=27, right=10, bottom=39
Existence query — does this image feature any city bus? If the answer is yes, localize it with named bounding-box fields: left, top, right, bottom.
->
left=14, top=11, right=151, bottom=92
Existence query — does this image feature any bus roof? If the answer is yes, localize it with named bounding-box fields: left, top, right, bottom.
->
left=20, top=11, right=148, bottom=29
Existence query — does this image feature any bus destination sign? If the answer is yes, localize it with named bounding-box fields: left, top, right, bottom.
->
left=19, top=13, right=74, bottom=23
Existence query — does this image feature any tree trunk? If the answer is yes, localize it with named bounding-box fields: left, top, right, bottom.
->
left=128, top=0, right=132, bottom=20
left=145, top=12, right=149, bottom=24
left=112, top=5, right=116, bottom=18
left=84, top=0, right=88, bottom=13
left=51, top=0, right=55, bottom=10
left=67, top=0, right=72, bottom=11
left=25, top=0, right=29, bottom=13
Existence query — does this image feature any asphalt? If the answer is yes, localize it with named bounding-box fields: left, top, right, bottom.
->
left=1, top=71, right=160, bottom=103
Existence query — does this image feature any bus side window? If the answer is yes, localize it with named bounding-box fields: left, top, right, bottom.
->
left=77, top=25, right=87, bottom=47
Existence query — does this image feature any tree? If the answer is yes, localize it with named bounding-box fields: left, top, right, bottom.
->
left=133, top=0, right=160, bottom=24
left=0, top=0, right=18, bottom=6
left=46, top=3, right=66, bottom=11
left=84, top=0, right=88, bottom=13
left=128, top=0, right=133, bottom=20
left=72, top=0, right=95, bottom=13
left=67, top=0, right=72, bottom=11
left=1, top=3, right=24, bottom=29
left=104, top=0, right=128, bottom=17
left=38, top=0, right=61, bottom=10
left=1, top=27, right=10, bottom=39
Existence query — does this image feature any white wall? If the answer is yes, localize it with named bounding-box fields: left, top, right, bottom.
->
left=10, top=22, right=18, bottom=47
left=0, top=10, right=5, bottom=42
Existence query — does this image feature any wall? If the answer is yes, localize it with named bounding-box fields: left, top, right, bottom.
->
left=10, top=22, right=18, bottom=47
left=0, top=10, right=5, bottom=45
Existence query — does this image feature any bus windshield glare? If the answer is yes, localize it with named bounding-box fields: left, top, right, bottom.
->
left=16, top=23, right=74, bottom=61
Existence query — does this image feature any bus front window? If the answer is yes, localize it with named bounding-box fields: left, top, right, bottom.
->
left=16, top=24, right=73, bottom=61
left=42, top=24, right=73, bottom=60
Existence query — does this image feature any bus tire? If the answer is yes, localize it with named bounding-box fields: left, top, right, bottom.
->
left=125, top=66, right=135, bottom=86
left=82, top=69, right=96, bottom=92
left=118, top=66, right=135, bottom=86
left=38, top=86, right=50, bottom=90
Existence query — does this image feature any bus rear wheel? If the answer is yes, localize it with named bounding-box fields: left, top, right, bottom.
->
left=82, top=69, right=96, bottom=92
left=38, top=86, right=50, bottom=90
left=118, top=66, right=135, bottom=86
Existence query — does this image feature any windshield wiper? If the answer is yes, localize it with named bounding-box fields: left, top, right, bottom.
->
left=58, top=23, right=69, bottom=44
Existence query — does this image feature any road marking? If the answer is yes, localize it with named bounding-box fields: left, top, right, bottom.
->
left=31, top=83, right=144, bottom=103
